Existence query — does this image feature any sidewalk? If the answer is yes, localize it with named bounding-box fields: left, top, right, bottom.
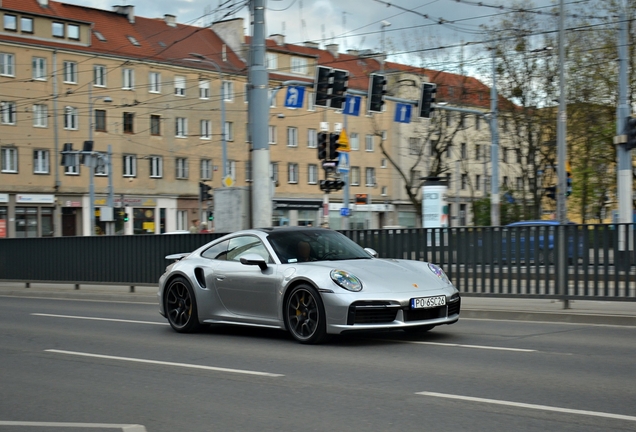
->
left=1, top=282, right=635, bottom=326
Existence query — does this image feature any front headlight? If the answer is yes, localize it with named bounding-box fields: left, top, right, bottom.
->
left=330, top=269, right=363, bottom=292
left=428, top=263, right=451, bottom=285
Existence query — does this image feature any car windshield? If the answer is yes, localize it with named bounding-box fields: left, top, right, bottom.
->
left=267, top=229, right=372, bottom=263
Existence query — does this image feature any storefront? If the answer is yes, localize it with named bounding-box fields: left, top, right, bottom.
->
left=0, top=194, right=8, bottom=238
left=273, top=199, right=322, bottom=226
left=0, top=193, right=57, bottom=238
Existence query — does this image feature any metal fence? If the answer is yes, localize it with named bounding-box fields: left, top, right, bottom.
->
left=0, top=224, right=634, bottom=301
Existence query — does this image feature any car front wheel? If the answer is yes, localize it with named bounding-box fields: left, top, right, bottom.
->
left=165, top=276, right=201, bottom=333
left=284, top=284, right=328, bottom=344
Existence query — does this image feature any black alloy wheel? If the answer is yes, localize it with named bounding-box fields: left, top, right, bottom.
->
left=165, top=277, right=201, bottom=333
left=285, top=284, right=328, bottom=344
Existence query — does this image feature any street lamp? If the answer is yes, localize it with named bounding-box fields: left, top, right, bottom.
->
left=184, top=53, right=228, bottom=182
left=88, top=82, right=112, bottom=235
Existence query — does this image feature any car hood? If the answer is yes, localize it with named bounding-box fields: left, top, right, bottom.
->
left=302, top=258, right=453, bottom=294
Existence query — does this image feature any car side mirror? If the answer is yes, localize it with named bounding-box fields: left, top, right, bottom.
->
left=239, top=253, right=268, bottom=270
left=364, top=248, right=378, bottom=258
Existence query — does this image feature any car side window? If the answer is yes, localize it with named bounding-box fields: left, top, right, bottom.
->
left=226, top=236, right=272, bottom=263
left=201, top=240, right=229, bottom=260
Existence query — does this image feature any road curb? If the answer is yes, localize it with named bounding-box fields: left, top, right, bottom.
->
left=0, top=290, right=158, bottom=303
left=461, top=309, right=636, bottom=326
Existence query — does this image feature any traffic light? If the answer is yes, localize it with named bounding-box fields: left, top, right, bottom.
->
left=546, top=186, right=556, bottom=200
left=207, top=211, right=214, bottom=222
left=330, top=69, right=349, bottom=110
left=329, top=133, right=340, bottom=160
left=566, top=161, right=572, bottom=197
left=314, top=66, right=333, bottom=107
left=199, top=182, right=212, bottom=201
left=418, top=83, right=437, bottom=118
left=317, top=132, right=328, bottom=160
left=319, top=179, right=345, bottom=192
left=123, top=212, right=129, bottom=222
left=625, top=116, right=636, bottom=151
left=367, top=73, right=387, bottom=113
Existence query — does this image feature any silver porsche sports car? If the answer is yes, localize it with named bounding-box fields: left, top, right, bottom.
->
left=158, top=227, right=461, bottom=344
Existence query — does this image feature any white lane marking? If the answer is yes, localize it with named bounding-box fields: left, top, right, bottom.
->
left=32, top=313, right=168, bottom=326
left=384, top=340, right=536, bottom=352
left=415, top=391, right=636, bottom=422
left=45, top=349, right=285, bottom=378
left=462, top=317, right=636, bottom=329
left=0, top=421, right=146, bottom=431
left=0, top=294, right=156, bottom=305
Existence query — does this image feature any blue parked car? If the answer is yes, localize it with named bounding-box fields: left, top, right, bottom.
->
left=501, top=220, right=584, bottom=264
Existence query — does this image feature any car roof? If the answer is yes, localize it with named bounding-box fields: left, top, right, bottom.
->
left=507, top=220, right=574, bottom=226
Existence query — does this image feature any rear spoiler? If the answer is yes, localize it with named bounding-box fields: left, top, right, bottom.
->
left=165, top=252, right=191, bottom=261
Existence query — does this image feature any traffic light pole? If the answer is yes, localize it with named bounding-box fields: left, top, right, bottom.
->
left=341, top=113, right=350, bottom=230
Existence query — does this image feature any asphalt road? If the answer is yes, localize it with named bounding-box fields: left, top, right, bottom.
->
left=1, top=294, right=635, bottom=432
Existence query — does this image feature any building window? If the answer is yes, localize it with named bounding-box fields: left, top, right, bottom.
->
left=94, top=65, right=106, bottom=87
left=95, top=156, right=108, bottom=176
left=123, top=112, right=134, bottom=133
left=365, top=167, right=376, bottom=186
left=64, top=154, right=79, bottom=175
left=222, top=81, right=234, bottom=101
left=461, top=173, right=468, bottom=190
left=461, top=142, right=467, bottom=159
left=4, top=14, right=17, bottom=31
left=270, top=162, right=279, bottom=183
left=430, top=140, right=437, bottom=156
left=64, top=106, right=78, bottom=130
left=350, top=133, right=359, bottom=151
left=516, top=177, right=523, bottom=190
left=176, top=117, right=187, bottom=137
left=350, top=166, right=360, bottom=186
left=288, top=163, right=298, bottom=183
left=200, top=120, right=211, bottom=139
left=503, top=176, right=509, bottom=187
left=149, top=72, right=161, bottom=93
left=224, top=121, right=233, bottom=141
left=175, top=158, right=189, bottom=179
left=33, top=104, right=48, bottom=127
left=365, top=134, right=374, bottom=152
left=150, top=115, right=161, bottom=136
left=123, top=154, right=136, bottom=177
left=52, top=22, right=64, bottom=37
left=307, top=129, right=317, bottom=148
left=475, top=115, right=481, bottom=130
left=122, top=68, right=134, bottom=89
left=308, top=164, right=318, bottom=184
left=475, top=174, right=481, bottom=191
left=287, top=127, right=298, bottom=147
left=245, top=160, right=252, bottom=182
left=21, top=17, right=33, bottom=33
left=291, top=57, right=307, bottom=74
left=1, top=147, right=18, bottom=173
left=446, top=144, right=452, bottom=159
left=150, top=156, right=162, bottom=178
left=502, top=147, right=508, bottom=163
left=1, top=101, right=16, bottom=125
left=381, top=158, right=387, bottom=168
left=266, top=53, right=278, bottom=70
left=227, top=160, right=236, bottom=180
left=94, top=109, right=106, bottom=132
left=63, top=61, right=77, bottom=83
left=174, top=75, right=185, bottom=96
left=409, top=137, right=420, bottom=155
left=199, top=80, right=210, bottom=99
left=0, top=53, right=13, bottom=77
left=475, top=144, right=481, bottom=161
left=269, top=89, right=277, bottom=108
left=200, top=159, right=212, bottom=180
left=67, top=24, right=80, bottom=40
left=32, top=57, right=46, bottom=80
left=33, top=150, right=49, bottom=174
left=381, top=186, right=387, bottom=196
left=307, top=92, right=315, bottom=111
left=268, top=125, right=277, bottom=144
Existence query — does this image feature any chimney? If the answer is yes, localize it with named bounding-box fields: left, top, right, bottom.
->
left=164, top=14, right=176, bottom=27
left=113, top=5, right=135, bottom=24
left=347, top=49, right=359, bottom=56
left=37, top=0, right=49, bottom=6
left=269, top=34, right=285, bottom=46
left=326, top=43, right=339, bottom=58
left=304, top=41, right=319, bottom=49
left=210, top=18, right=246, bottom=62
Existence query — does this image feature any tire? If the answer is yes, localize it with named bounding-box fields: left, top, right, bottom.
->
left=284, top=284, right=328, bottom=344
left=164, top=276, right=201, bottom=333
left=403, top=325, right=435, bottom=334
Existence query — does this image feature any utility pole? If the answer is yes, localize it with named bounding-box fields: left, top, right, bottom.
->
left=249, top=0, right=271, bottom=228
left=489, top=48, right=500, bottom=226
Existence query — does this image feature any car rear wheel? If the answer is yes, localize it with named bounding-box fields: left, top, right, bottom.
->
left=284, top=284, right=328, bottom=344
left=404, top=325, right=435, bottom=334
left=165, top=276, right=201, bottom=333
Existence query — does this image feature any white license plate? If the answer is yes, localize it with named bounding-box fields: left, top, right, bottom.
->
left=411, top=295, right=446, bottom=309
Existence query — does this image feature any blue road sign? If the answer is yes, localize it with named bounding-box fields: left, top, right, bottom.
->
left=340, top=207, right=351, bottom=217
left=337, top=152, right=350, bottom=173
left=284, top=86, right=305, bottom=108
left=394, top=103, right=412, bottom=123
left=343, top=95, right=361, bottom=116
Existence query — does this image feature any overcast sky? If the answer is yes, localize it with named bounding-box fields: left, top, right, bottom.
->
left=62, top=0, right=559, bottom=73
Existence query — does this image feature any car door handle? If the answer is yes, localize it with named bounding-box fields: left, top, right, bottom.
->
left=216, top=275, right=226, bottom=281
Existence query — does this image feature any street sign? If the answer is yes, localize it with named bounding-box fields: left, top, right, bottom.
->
left=284, top=86, right=305, bottom=108
left=340, top=207, right=351, bottom=217
left=338, top=129, right=350, bottom=152
left=334, top=122, right=342, bottom=133
left=343, top=95, right=361, bottom=116
left=222, top=175, right=234, bottom=187
left=394, top=103, right=412, bottom=123
left=320, top=121, right=329, bottom=132
left=337, top=152, right=350, bottom=173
